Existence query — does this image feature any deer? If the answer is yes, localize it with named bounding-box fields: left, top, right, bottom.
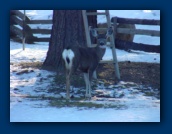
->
left=62, top=26, right=113, bottom=100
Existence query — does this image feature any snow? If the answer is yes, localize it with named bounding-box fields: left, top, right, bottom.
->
left=10, top=99, right=159, bottom=122
left=10, top=10, right=160, bottom=122
left=103, top=47, right=160, bottom=63
left=10, top=41, right=48, bottom=62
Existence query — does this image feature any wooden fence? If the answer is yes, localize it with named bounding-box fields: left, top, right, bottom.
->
left=112, top=17, right=160, bottom=36
left=26, top=20, right=52, bottom=42
left=10, top=10, right=52, bottom=43
left=111, top=17, right=160, bottom=53
left=10, top=10, right=160, bottom=53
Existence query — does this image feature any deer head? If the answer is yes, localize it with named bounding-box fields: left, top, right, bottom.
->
left=90, top=26, right=113, bottom=48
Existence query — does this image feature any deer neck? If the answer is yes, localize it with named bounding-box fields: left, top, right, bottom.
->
left=94, top=45, right=106, bottom=60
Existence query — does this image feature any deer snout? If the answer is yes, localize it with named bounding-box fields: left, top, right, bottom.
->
left=100, top=42, right=105, bottom=46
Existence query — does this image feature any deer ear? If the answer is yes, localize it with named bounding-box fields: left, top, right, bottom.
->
left=89, top=26, right=98, bottom=37
left=106, top=26, right=113, bottom=37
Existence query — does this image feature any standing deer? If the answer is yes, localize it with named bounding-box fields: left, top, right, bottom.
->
left=62, top=26, right=113, bottom=99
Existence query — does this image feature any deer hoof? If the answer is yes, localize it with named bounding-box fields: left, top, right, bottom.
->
left=66, top=96, right=70, bottom=100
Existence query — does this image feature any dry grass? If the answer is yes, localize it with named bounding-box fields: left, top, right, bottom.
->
left=16, top=61, right=160, bottom=89
left=97, top=62, right=160, bottom=89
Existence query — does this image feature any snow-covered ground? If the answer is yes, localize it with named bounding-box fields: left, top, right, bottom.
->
left=10, top=41, right=160, bottom=63
left=10, top=10, right=160, bottom=122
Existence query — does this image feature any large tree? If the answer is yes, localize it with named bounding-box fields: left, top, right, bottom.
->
left=43, top=10, right=97, bottom=72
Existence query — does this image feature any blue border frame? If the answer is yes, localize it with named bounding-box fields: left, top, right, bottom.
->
left=2, top=0, right=171, bottom=133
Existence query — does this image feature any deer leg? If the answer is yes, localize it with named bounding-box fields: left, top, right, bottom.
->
left=66, top=69, right=71, bottom=100
left=88, top=81, right=92, bottom=98
left=87, top=70, right=94, bottom=98
left=84, top=73, right=89, bottom=97
left=93, top=71, right=97, bottom=79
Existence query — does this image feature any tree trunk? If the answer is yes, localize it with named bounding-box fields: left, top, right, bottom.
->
left=43, top=10, right=97, bottom=72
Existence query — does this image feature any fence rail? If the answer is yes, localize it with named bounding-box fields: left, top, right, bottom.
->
left=31, top=29, right=51, bottom=34
left=117, top=28, right=160, bottom=37
left=26, top=20, right=52, bottom=24
left=111, top=16, right=160, bottom=53
left=111, top=17, right=160, bottom=25
left=33, top=37, right=50, bottom=42
left=112, top=17, right=160, bottom=37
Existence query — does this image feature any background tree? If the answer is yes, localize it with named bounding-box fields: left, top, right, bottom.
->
left=43, top=10, right=97, bottom=72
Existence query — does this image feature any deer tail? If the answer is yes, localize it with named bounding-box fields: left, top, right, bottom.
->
left=62, top=48, right=75, bottom=71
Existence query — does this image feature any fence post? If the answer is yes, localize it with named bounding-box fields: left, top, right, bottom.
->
left=22, top=10, right=26, bottom=50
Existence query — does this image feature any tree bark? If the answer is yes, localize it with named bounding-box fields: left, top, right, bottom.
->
left=43, top=10, right=97, bottom=72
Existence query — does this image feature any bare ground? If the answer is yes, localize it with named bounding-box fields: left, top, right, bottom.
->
left=15, top=61, right=160, bottom=90
left=97, top=62, right=160, bottom=89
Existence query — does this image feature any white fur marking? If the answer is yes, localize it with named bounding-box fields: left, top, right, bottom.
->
left=62, top=49, right=75, bottom=70
left=99, top=45, right=106, bottom=49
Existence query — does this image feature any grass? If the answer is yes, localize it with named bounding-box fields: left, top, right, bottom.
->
left=49, top=99, right=127, bottom=109
left=24, top=95, right=127, bottom=109
left=17, top=61, right=43, bottom=69
left=50, top=100, right=104, bottom=108
left=97, top=62, right=160, bottom=89
left=53, top=72, right=85, bottom=87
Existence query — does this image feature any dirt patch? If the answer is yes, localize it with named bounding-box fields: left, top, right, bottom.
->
left=15, top=62, right=43, bottom=69
left=16, top=61, right=160, bottom=90
left=97, top=62, right=160, bottom=89
left=16, top=69, right=33, bottom=75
